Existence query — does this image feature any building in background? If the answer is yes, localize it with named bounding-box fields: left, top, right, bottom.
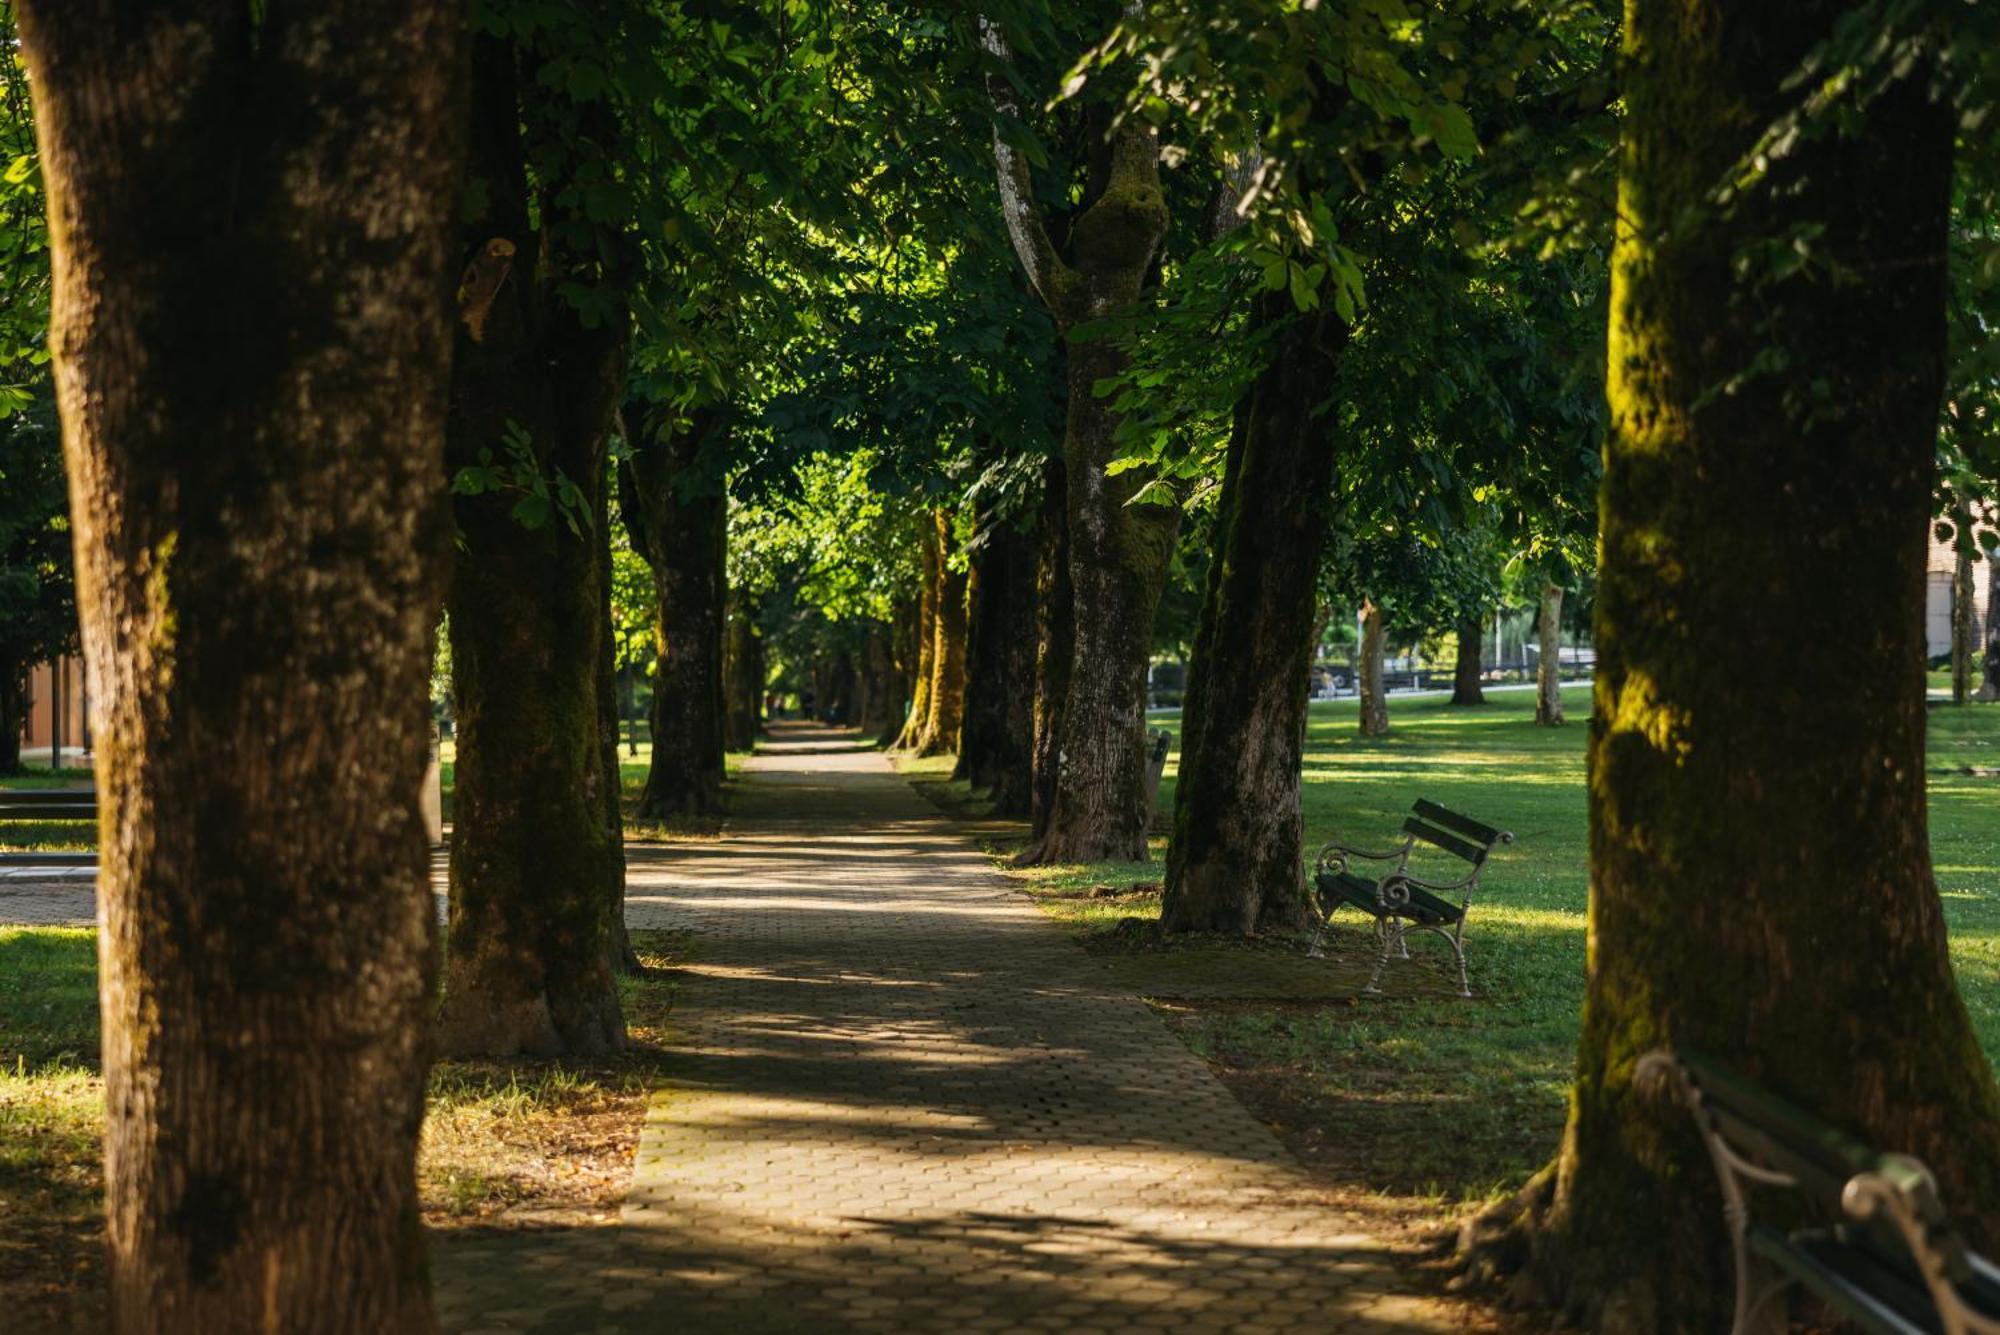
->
left=17, top=653, right=90, bottom=761
left=1926, top=525, right=1996, bottom=661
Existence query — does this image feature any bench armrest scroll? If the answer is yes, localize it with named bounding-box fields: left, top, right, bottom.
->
left=1314, top=838, right=1413, bottom=878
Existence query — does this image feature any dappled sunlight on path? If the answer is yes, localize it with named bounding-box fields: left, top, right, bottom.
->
left=433, top=723, right=1490, bottom=1332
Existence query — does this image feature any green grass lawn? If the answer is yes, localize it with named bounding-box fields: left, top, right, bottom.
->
left=0, top=768, right=96, bottom=854
left=955, top=688, right=2000, bottom=1214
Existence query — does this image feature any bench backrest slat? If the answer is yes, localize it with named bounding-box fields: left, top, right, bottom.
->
left=1401, top=816, right=1490, bottom=864
left=1412, top=799, right=1504, bottom=846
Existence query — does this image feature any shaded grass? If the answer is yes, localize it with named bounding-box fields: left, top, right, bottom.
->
left=973, top=688, right=2000, bottom=1210
left=0, top=926, right=685, bottom=1328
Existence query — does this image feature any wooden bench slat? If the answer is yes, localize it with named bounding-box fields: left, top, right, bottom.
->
left=1401, top=816, right=1487, bottom=864
left=1413, top=798, right=1504, bottom=846
left=1752, top=1227, right=1937, bottom=1335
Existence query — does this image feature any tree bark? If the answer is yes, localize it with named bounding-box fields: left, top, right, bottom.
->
left=1951, top=519, right=1974, bottom=705
left=1162, top=304, right=1344, bottom=935
left=1980, top=555, right=1999, bottom=702
left=1535, top=582, right=1566, bottom=726
left=1026, top=457, right=1073, bottom=844
left=1357, top=600, right=1388, bottom=738
left=18, top=1, right=466, bottom=1326
left=877, top=602, right=915, bottom=747
left=622, top=406, right=727, bottom=816
left=858, top=624, right=896, bottom=735
left=438, top=36, right=628, bottom=1059
left=917, top=511, right=969, bottom=758
left=0, top=656, right=22, bottom=774
left=1452, top=611, right=1486, bottom=706
left=895, top=519, right=939, bottom=750
left=1475, top=8, right=2000, bottom=1326
left=722, top=596, right=760, bottom=751
left=957, top=516, right=1038, bottom=815
left=985, top=33, right=1176, bottom=863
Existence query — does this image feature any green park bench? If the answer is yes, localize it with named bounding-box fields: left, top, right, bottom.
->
left=1307, top=798, right=1512, bottom=997
left=0, top=787, right=99, bottom=868
left=1642, top=1047, right=2000, bottom=1335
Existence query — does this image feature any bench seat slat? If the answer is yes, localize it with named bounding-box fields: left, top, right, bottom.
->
left=1412, top=799, right=1504, bottom=846
left=1401, top=817, right=1487, bottom=864
left=1750, top=1226, right=1938, bottom=1335
left=1313, top=871, right=1464, bottom=926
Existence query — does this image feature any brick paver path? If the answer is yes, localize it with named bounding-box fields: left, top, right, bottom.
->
left=435, top=728, right=1468, bottom=1333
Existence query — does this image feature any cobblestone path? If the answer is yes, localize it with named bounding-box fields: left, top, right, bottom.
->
left=435, top=728, right=1470, bottom=1333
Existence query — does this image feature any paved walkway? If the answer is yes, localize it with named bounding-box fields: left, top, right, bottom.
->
left=434, top=727, right=1465, bottom=1333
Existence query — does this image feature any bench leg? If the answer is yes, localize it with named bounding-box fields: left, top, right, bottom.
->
left=1307, top=918, right=1331, bottom=960
left=1448, top=932, right=1471, bottom=999
left=1364, top=920, right=1394, bottom=994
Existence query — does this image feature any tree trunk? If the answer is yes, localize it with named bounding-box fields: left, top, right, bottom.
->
left=1452, top=611, right=1486, bottom=706
left=1535, top=583, right=1566, bottom=725
left=0, top=657, right=22, bottom=774
left=1980, top=556, right=1999, bottom=702
left=875, top=607, right=914, bottom=746
left=1951, top=518, right=1974, bottom=705
left=895, top=518, right=939, bottom=750
left=1162, top=303, right=1343, bottom=935
left=858, top=624, right=895, bottom=734
left=1026, top=458, right=1072, bottom=844
left=722, top=597, right=759, bottom=751
left=18, top=1, right=465, bottom=1326
left=1475, top=10, right=2000, bottom=1326
left=917, top=511, right=968, bottom=758
left=622, top=406, right=727, bottom=817
left=1357, top=600, right=1388, bottom=737
left=438, top=37, right=627, bottom=1059
left=984, top=52, right=1175, bottom=864
left=957, top=517, right=1038, bottom=815
left=595, top=490, right=634, bottom=975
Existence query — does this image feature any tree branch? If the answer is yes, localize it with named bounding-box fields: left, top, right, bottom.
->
left=978, top=17, right=1066, bottom=309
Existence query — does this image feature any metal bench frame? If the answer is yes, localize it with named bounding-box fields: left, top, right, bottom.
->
left=1641, top=1048, right=2000, bottom=1335
left=1307, top=799, right=1511, bottom=998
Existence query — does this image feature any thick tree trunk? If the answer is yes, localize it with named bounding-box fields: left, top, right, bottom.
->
left=917, top=511, right=969, bottom=758
left=895, top=519, right=939, bottom=750
left=0, top=657, right=22, bottom=774
left=984, top=57, right=1174, bottom=864
left=1026, top=458, right=1072, bottom=843
left=1162, top=304, right=1343, bottom=935
left=622, top=407, right=727, bottom=817
left=1451, top=611, right=1486, bottom=706
left=858, top=624, right=896, bottom=735
left=18, top=1, right=465, bottom=1327
left=876, top=605, right=914, bottom=747
left=439, top=37, right=627, bottom=1059
left=1476, top=10, right=2000, bottom=1327
left=1535, top=583, right=1566, bottom=725
left=957, top=518, right=1038, bottom=814
left=1357, top=600, right=1388, bottom=738
left=722, top=598, right=760, bottom=751
left=1952, top=523, right=1974, bottom=705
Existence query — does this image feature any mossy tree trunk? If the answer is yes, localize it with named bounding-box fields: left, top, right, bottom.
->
left=895, top=518, right=939, bottom=750
left=439, top=36, right=628, bottom=1058
left=1357, top=600, right=1388, bottom=738
left=985, top=31, right=1175, bottom=863
left=917, top=511, right=969, bottom=758
left=18, top=0, right=465, bottom=1325
left=1452, top=611, right=1486, bottom=706
left=722, top=597, right=760, bottom=751
left=621, top=405, right=727, bottom=816
left=1026, top=457, right=1072, bottom=844
left=1535, top=582, right=1566, bottom=726
left=1475, top=7, right=2000, bottom=1327
left=1162, top=304, right=1344, bottom=935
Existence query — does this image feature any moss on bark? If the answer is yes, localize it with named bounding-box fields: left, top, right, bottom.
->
left=1471, top=6, right=2000, bottom=1327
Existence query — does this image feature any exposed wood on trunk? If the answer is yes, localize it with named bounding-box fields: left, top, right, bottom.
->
left=440, top=37, right=627, bottom=1059
left=1451, top=611, right=1486, bottom=706
left=1357, top=600, right=1388, bottom=738
left=17, top=0, right=467, bottom=1324
left=621, top=406, right=727, bottom=817
left=1534, top=583, right=1565, bottom=726
left=1469, top=8, right=2000, bottom=1324
left=1162, top=302, right=1344, bottom=935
